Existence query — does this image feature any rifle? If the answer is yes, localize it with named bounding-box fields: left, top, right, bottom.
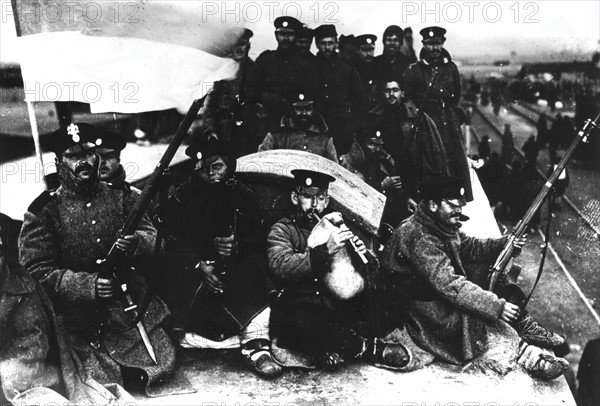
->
left=488, top=114, right=600, bottom=292
left=97, top=96, right=206, bottom=363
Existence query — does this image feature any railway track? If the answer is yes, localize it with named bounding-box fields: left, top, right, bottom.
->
left=473, top=103, right=600, bottom=238
left=470, top=103, right=600, bottom=328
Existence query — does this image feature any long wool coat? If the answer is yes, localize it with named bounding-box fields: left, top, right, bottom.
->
left=18, top=181, right=175, bottom=394
left=381, top=203, right=508, bottom=365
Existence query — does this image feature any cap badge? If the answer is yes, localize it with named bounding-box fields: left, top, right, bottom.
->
left=429, top=30, right=434, bottom=37
left=306, top=177, right=312, bottom=186
left=366, top=38, right=372, bottom=44
left=95, top=138, right=102, bottom=146
left=67, top=123, right=80, bottom=142
left=460, top=187, right=465, bottom=196
left=196, top=152, right=203, bottom=160
left=298, top=93, right=305, bottom=101
left=282, top=21, right=288, bottom=27
left=376, top=130, right=381, bottom=137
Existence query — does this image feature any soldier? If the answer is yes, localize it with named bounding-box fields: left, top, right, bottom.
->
left=94, top=130, right=130, bottom=188
left=18, top=123, right=176, bottom=395
left=160, top=139, right=282, bottom=379
left=295, top=24, right=315, bottom=62
left=255, top=16, right=318, bottom=133
left=354, top=34, right=380, bottom=109
left=267, top=169, right=424, bottom=372
left=372, top=25, right=410, bottom=88
left=313, top=24, right=368, bottom=156
left=403, top=26, right=473, bottom=201
left=338, top=34, right=358, bottom=66
left=258, top=93, right=337, bottom=161
left=359, top=129, right=416, bottom=227
left=201, top=28, right=261, bottom=156
left=381, top=176, right=568, bottom=380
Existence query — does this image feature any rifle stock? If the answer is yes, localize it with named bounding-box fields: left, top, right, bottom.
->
left=488, top=114, right=600, bottom=292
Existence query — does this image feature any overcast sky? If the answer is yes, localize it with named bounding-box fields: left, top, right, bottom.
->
left=1, top=0, right=598, bottom=64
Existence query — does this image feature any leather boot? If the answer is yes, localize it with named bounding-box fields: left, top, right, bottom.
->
left=242, top=339, right=283, bottom=380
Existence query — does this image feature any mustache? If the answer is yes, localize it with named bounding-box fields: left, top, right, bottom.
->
left=75, top=162, right=94, bottom=174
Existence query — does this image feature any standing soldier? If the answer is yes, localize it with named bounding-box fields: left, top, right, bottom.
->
left=403, top=26, right=473, bottom=201
left=258, top=93, right=337, bottom=161
left=256, top=17, right=318, bottom=133
left=295, top=24, right=315, bottom=62
left=18, top=123, right=176, bottom=395
left=373, top=25, right=410, bottom=88
left=400, top=27, right=418, bottom=64
left=313, top=24, right=368, bottom=156
left=201, top=28, right=260, bottom=156
left=160, top=140, right=282, bottom=379
left=354, top=34, right=380, bottom=109
left=95, top=130, right=131, bottom=189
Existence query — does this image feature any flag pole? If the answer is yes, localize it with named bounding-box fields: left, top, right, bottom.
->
left=25, top=100, right=48, bottom=189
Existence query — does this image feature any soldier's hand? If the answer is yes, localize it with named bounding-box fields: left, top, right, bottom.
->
left=381, top=176, right=403, bottom=191
left=214, top=235, right=235, bottom=257
left=327, top=227, right=354, bottom=255
left=350, top=235, right=367, bottom=256
left=197, top=261, right=224, bottom=294
left=116, top=234, right=139, bottom=254
left=511, top=234, right=528, bottom=257
left=95, top=277, right=116, bottom=299
left=500, top=302, right=521, bottom=323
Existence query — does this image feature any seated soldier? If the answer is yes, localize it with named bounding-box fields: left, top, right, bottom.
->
left=360, top=129, right=417, bottom=227
left=267, top=169, right=425, bottom=372
left=258, top=93, right=337, bottom=162
left=160, top=139, right=282, bottom=380
left=381, top=176, right=568, bottom=381
left=19, top=123, right=175, bottom=395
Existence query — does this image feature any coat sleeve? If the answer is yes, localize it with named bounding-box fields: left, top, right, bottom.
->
left=19, top=210, right=97, bottom=306
left=411, top=234, right=505, bottom=321
left=459, top=233, right=508, bottom=264
left=124, top=190, right=157, bottom=260
left=266, top=222, right=313, bottom=284
left=258, top=132, right=275, bottom=152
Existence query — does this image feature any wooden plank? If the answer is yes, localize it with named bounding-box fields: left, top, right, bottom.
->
left=236, top=150, right=386, bottom=236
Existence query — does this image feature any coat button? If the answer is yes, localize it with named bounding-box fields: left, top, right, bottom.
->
left=314, top=278, right=318, bottom=282
left=86, top=203, right=92, bottom=207
left=315, top=291, right=320, bottom=295
left=91, top=220, right=96, bottom=225
left=303, top=145, right=307, bottom=149
left=96, top=238, right=101, bottom=243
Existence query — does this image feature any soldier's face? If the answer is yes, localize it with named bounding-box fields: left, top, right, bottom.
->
left=60, top=144, right=98, bottom=181
left=317, top=37, right=338, bottom=58
left=198, top=155, right=228, bottom=183
left=365, top=140, right=384, bottom=157
left=404, top=32, right=413, bottom=47
left=292, top=104, right=314, bottom=127
left=383, top=81, right=402, bottom=105
left=230, top=42, right=249, bottom=62
left=97, top=147, right=121, bottom=181
left=429, top=199, right=465, bottom=227
left=424, top=41, right=444, bottom=59
left=358, top=46, right=374, bottom=62
left=383, top=35, right=401, bottom=55
left=295, top=37, right=312, bottom=51
left=275, top=31, right=296, bottom=49
left=291, top=188, right=330, bottom=222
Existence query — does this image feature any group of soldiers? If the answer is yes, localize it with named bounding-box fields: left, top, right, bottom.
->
left=0, top=17, right=573, bottom=405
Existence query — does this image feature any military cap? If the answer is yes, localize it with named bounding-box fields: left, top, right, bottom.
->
left=296, top=24, right=313, bottom=40
left=420, top=26, right=446, bottom=43
left=291, top=93, right=313, bottom=108
left=291, top=169, right=335, bottom=190
left=314, top=24, right=337, bottom=43
left=365, top=129, right=384, bottom=145
left=185, top=138, right=230, bottom=161
left=355, top=34, right=377, bottom=49
left=382, top=25, right=404, bottom=40
left=420, top=176, right=466, bottom=205
left=274, top=16, right=302, bottom=33
left=95, top=130, right=126, bottom=151
left=48, top=122, right=97, bottom=155
left=339, top=34, right=355, bottom=45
